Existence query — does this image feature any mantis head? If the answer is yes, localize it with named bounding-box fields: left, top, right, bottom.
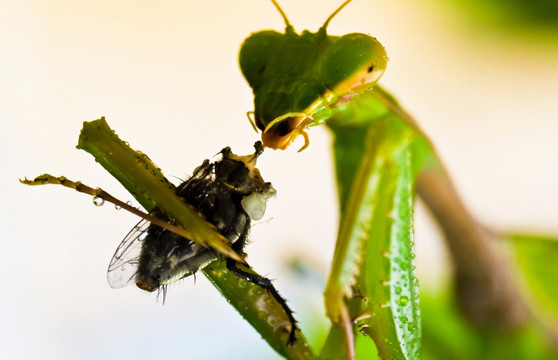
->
left=239, top=0, right=388, bottom=150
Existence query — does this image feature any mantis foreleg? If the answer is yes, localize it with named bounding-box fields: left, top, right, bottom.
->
left=322, top=91, right=430, bottom=360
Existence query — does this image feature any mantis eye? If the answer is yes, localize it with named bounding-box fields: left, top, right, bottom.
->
left=239, top=30, right=284, bottom=88
left=318, top=33, right=388, bottom=94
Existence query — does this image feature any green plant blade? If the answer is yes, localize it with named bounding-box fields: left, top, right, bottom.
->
left=421, top=290, right=558, bottom=360
left=205, top=263, right=316, bottom=360
left=507, top=233, right=558, bottom=322
left=76, top=117, right=315, bottom=359
left=77, top=117, right=243, bottom=263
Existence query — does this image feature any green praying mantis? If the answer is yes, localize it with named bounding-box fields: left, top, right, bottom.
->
left=239, top=0, right=527, bottom=358
left=240, top=1, right=423, bottom=358
left=22, top=0, right=535, bottom=359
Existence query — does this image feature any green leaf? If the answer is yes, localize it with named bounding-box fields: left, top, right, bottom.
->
left=509, top=233, right=558, bottom=321
left=420, top=293, right=483, bottom=360
left=77, top=117, right=243, bottom=263
left=421, top=290, right=558, bottom=360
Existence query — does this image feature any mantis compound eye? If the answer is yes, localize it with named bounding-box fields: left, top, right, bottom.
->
left=319, top=33, right=388, bottom=94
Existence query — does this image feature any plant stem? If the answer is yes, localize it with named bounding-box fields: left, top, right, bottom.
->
left=417, top=166, right=529, bottom=330
left=416, top=152, right=530, bottom=330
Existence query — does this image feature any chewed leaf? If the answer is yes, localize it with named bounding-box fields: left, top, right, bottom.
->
left=107, top=219, right=150, bottom=288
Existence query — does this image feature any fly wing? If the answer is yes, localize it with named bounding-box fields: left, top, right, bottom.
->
left=107, top=219, right=150, bottom=288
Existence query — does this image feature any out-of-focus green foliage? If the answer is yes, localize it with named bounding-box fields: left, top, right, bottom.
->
left=450, top=0, right=558, bottom=31
left=421, top=291, right=557, bottom=360
left=510, top=234, right=558, bottom=323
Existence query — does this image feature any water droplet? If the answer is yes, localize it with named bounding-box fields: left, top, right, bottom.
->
left=400, top=316, right=408, bottom=323
left=126, top=201, right=132, bottom=206
left=93, top=196, right=105, bottom=206
left=115, top=204, right=122, bottom=210
left=408, top=322, right=417, bottom=331
left=394, top=286, right=402, bottom=295
left=398, top=296, right=409, bottom=305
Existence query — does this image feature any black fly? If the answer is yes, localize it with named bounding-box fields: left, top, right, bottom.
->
left=107, top=141, right=298, bottom=345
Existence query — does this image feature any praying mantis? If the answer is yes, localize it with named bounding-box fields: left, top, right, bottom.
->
left=21, top=0, right=538, bottom=359
left=238, top=0, right=528, bottom=359
left=239, top=1, right=423, bottom=358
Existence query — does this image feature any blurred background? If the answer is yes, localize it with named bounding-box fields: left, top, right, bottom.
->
left=2, top=0, right=557, bottom=358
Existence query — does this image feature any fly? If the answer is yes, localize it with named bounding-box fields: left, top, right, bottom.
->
left=106, top=141, right=299, bottom=345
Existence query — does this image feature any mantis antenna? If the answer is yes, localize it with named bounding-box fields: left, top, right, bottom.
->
left=270, top=0, right=292, bottom=28
left=322, top=0, right=353, bottom=29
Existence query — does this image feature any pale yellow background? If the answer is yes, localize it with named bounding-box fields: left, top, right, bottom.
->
left=2, top=0, right=558, bottom=359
